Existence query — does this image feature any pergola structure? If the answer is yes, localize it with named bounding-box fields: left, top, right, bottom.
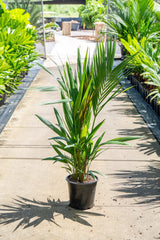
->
left=4, top=0, right=91, bottom=58
left=40, top=0, right=86, bottom=58
left=4, top=0, right=86, bottom=58
left=34, top=0, right=85, bottom=4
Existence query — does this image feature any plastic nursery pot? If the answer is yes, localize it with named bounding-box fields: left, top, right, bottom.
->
left=71, top=23, right=80, bottom=31
left=0, top=94, right=6, bottom=107
left=119, top=43, right=127, bottom=59
left=66, top=174, right=98, bottom=210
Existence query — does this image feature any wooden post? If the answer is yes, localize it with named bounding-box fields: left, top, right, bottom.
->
left=62, top=21, right=71, bottom=35
left=95, top=22, right=106, bottom=42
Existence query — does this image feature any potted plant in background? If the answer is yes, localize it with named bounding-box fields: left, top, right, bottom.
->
left=36, top=38, right=139, bottom=210
left=78, top=0, right=107, bottom=30
left=107, top=0, right=160, bottom=58
left=120, top=36, right=160, bottom=115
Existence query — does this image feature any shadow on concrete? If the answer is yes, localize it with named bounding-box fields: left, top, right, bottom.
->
left=111, top=97, right=160, bottom=157
left=118, top=123, right=160, bottom=157
left=111, top=161, right=160, bottom=207
left=0, top=196, right=104, bottom=231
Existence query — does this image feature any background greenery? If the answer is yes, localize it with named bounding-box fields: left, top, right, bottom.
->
left=107, top=0, right=160, bottom=104
left=8, top=0, right=41, bottom=28
left=78, top=0, right=107, bottom=29
left=44, top=4, right=81, bottom=17
left=0, top=0, right=38, bottom=97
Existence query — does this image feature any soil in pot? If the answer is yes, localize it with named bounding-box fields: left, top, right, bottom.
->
left=66, top=174, right=98, bottom=210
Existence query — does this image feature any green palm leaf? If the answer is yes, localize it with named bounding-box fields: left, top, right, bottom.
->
left=36, top=39, right=140, bottom=182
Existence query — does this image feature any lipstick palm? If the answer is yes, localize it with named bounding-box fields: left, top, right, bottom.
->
left=36, top=39, right=139, bottom=182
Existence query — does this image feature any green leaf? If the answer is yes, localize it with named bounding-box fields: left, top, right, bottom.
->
left=89, top=170, right=107, bottom=179
left=37, top=63, right=58, bottom=79
left=35, top=114, right=65, bottom=137
left=101, top=136, right=141, bottom=146
left=86, top=120, right=105, bottom=143
left=30, top=86, right=59, bottom=92
left=40, top=99, right=72, bottom=105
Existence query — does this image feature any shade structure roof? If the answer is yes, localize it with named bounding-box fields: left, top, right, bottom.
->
left=33, top=0, right=85, bottom=4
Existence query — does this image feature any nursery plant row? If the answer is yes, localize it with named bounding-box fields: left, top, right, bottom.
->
left=0, top=0, right=38, bottom=105
left=107, top=0, right=160, bottom=116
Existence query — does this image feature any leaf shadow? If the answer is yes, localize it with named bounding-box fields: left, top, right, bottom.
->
left=111, top=96, right=160, bottom=157
left=0, top=196, right=104, bottom=231
left=111, top=161, right=160, bottom=207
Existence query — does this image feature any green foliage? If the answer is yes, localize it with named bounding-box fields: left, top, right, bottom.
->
left=108, top=0, right=160, bottom=104
left=0, top=0, right=5, bottom=15
left=36, top=21, right=59, bottom=42
left=0, top=52, right=12, bottom=95
left=44, top=22, right=59, bottom=29
left=108, top=0, right=160, bottom=41
left=121, top=36, right=160, bottom=103
left=153, top=2, right=160, bottom=21
left=141, top=65, right=160, bottom=104
left=0, top=0, right=38, bottom=96
left=36, top=40, right=140, bottom=183
left=44, top=4, right=81, bottom=18
left=78, top=0, right=107, bottom=29
left=121, top=36, right=153, bottom=72
left=8, top=0, right=41, bottom=28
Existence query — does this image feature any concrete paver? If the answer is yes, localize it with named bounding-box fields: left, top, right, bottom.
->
left=0, top=31, right=160, bottom=240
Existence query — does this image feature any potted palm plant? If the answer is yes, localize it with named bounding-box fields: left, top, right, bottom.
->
left=36, top=39, right=139, bottom=210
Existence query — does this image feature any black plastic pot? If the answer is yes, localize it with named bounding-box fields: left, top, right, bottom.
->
left=119, top=43, right=127, bottom=59
left=66, top=175, right=98, bottom=210
left=128, top=75, right=160, bottom=116
left=71, top=22, right=80, bottom=31
left=0, top=94, right=6, bottom=107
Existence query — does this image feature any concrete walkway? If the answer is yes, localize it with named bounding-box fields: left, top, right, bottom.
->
left=0, top=32, right=160, bottom=240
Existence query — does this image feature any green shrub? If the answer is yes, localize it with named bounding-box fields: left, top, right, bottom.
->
left=121, top=36, right=160, bottom=103
left=107, top=0, right=160, bottom=104
left=8, top=0, right=41, bottom=28
left=108, top=0, right=160, bottom=41
left=78, top=0, right=107, bottom=29
left=0, top=0, right=38, bottom=96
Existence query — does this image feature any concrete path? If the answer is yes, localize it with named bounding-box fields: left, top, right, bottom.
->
left=0, top=31, right=160, bottom=240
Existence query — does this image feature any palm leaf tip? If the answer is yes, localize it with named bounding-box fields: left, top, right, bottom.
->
left=103, top=136, right=141, bottom=146
left=110, top=136, right=141, bottom=142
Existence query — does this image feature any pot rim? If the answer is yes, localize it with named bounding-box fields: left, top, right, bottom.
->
left=66, top=174, right=98, bottom=185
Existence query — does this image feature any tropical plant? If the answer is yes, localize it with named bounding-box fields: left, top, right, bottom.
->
left=153, top=1, right=160, bottom=21
left=78, top=0, right=107, bottom=29
left=36, top=39, right=139, bottom=183
left=141, top=64, right=160, bottom=104
left=108, top=0, right=160, bottom=42
left=36, top=22, right=59, bottom=42
left=120, top=36, right=155, bottom=73
left=0, top=54, right=12, bottom=95
left=8, top=0, right=41, bottom=28
left=0, top=0, right=38, bottom=96
left=121, top=35, right=160, bottom=103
